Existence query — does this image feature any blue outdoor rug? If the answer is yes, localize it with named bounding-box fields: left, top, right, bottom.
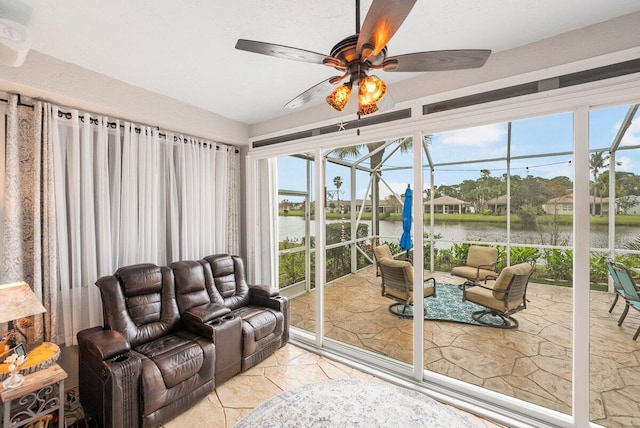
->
left=390, top=283, right=505, bottom=327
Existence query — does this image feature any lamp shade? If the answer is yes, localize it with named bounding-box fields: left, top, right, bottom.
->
left=0, top=282, right=46, bottom=324
left=326, top=84, right=352, bottom=112
left=358, top=75, right=386, bottom=105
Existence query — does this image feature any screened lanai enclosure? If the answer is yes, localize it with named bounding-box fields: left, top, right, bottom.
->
left=248, top=99, right=640, bottom=428
left=277, top=106, right=640, bottom=294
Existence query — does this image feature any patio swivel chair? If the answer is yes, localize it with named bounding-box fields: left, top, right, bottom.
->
left=463, top=262, right=533, bottom=328
left=610, top=262, right=640, bottom=340
left=377, top=254, right=436, bottom=318
left=451, top=245, right=499, bottom=282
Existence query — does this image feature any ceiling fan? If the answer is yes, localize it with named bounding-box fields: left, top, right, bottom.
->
left=235, top=0, right=491, bottom=116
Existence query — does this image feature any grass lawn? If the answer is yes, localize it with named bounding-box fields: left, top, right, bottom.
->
left=283, top=210, right=640, bottom=226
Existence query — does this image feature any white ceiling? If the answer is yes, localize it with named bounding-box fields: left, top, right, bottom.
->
left=3, top=0, right=640, bottom=125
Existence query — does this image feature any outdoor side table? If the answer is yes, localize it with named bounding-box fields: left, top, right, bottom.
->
left=0, top=363, right=67, bottom=428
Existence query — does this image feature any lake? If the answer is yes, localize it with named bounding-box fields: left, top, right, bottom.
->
left=278, top=216, right=637, bottom=248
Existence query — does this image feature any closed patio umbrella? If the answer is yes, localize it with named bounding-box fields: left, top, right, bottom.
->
left=399, top=185, right=412, bottom=252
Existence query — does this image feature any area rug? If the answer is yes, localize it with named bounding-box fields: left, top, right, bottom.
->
left=234, top=379, right=478, bottom=427
left=389, top=282, right=505, bottom=327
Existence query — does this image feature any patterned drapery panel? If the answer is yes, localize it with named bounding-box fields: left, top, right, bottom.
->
left=2, top=95, right=57, bottom=343
left=227, top=148, right=241, bottom=256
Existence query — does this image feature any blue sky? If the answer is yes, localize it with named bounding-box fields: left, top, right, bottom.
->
left=278, top=104, right=640, bottom=202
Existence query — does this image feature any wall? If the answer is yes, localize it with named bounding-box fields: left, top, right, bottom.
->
left=0, top=51, right=248, bottom=146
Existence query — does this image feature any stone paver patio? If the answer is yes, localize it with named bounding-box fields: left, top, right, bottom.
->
left=288, top=266, right=640, bottom=427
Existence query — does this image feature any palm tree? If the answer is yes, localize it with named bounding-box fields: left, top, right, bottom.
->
left=329, top=136, right=419, bottom=245
left=333, top=176, right=343, bottom=213
left=589, top=151, right=609, bottom=215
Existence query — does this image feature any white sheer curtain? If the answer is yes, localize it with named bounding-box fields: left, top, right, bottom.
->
left=52, top=108, right=236, bottom=345
left=255, top=158, right=278, bottom=286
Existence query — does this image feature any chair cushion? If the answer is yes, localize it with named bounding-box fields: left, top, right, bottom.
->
left=466, top=246, right=498, bottom=269
left=465, top=286, right=522, bottom=313
left=385, top=286, right=408, bottom=300
left=492, top=263, right=532, bottom=300
left=424, top=282, right=436, bottom=298
left=134, top=333, right=204, bottom=389
left=451, top=266, right=496, bottom=281
left=374, top=244, right=393, bottom=261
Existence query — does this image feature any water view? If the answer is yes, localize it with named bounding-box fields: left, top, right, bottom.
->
left=278, top=215, right=636, bottom=249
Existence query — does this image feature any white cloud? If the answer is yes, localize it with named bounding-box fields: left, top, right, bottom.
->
left=436, top=124, right=507, bottom=147
left=620, top=118, right=640, bottom=146
left=616, top=154, right=635, bottom=171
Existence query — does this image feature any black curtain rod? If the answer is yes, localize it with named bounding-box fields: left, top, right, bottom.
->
left=0, top=94, right=33, bottom=108
left=0, top=95, right=240, bottom=153
left=55, top=110, right=238, bottom=153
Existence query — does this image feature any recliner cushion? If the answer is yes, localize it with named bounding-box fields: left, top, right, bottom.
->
left=204, top=255, right=250, bottom=309
left=233, top=306, right=284, bottom=355
left=134, top=333, right=204, bottom=389
left=241, top=307, right=279, bottom=342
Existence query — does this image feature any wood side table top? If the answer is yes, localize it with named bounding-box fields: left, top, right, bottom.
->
left=0, top=363, right=67, bottom=402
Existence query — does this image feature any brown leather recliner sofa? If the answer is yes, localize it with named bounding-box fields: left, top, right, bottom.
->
left=77, top=255, right=289, bottom=428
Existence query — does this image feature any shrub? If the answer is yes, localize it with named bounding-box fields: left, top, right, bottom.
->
left=543, top=249, right=573, bottom=281
left=518, top=204, right=538, bottom=227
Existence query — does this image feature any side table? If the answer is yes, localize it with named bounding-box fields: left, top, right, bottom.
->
left=0, top=364, right=67, bottom=428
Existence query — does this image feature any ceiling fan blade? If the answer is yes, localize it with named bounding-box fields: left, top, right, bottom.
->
left=285, top=77, right=344, bottom=109
left=383, top=50, right=492, bottom=72
left=356, top=0, right=417, bottom=61
left=236, top=39, right=342, bottom=67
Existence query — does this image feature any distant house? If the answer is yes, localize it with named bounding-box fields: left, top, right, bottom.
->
left=428, top=196, right=469, bottom=214
left=542, top=194, right=609, bottom=215
left=486, top=194, right=509, bottom=214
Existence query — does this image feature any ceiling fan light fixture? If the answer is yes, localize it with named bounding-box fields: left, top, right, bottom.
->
left=357, top=100, right=378, bottom=116
left=326, top=83, right=352, bottom=111
left=359, top=75, right=386, bottom=105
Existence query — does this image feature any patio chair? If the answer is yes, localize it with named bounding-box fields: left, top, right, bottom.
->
left=451, top=245, right=499, bottom=281
left=377, top=255, right=436, bottom=317
left=462, top=262, right=533, bottom=329
left=605, top=258, right=627, bottom=313
left=373, top=244, right=405, bottom=276
left=610, top=262, right=640, bottom=340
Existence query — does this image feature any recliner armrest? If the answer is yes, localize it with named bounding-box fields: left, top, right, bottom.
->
left=78, top=327, right=141, bottom=428
left=182, top=303, right=232, bottom=338
left=78, top=327, right=131, bottom=361
left=184, top=302, right=231, bottom=324
left=249, top=284, right=278, bottom=299
left=249, top=284, right=287, bottom=309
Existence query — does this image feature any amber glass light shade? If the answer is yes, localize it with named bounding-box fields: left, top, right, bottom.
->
left=326, top=84, right=352, bottom=112
left=358, top=75, right=387, bottom=105
left=357, top=102, right=378, bottom=116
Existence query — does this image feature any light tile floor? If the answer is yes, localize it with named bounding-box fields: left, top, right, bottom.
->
left=162, top=344, right=503, bottom=428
